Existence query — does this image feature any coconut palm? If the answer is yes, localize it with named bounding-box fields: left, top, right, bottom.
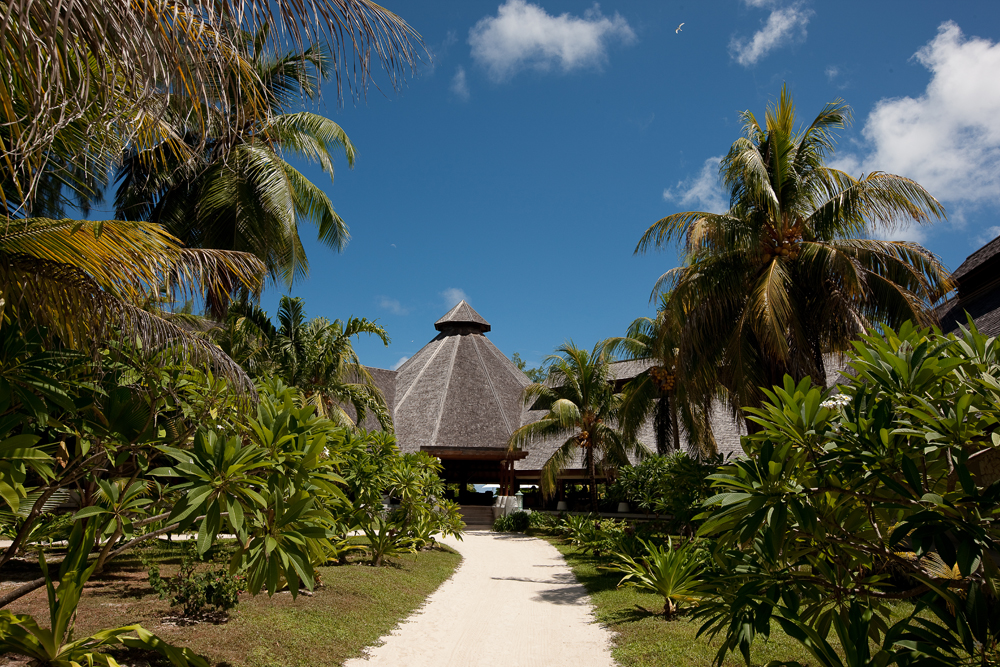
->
left=508, top=342, right=644, bottom=511
left=0, top=218, right=265, bottom=392
left=1, top=0, right=422, bottom=211
left=113, top=28, right=357, bottom=314
left=272, top=296, right=392, bottom=430
left=605, top=302, right=718, bottom=456
left=636, top=86, right=952, bottom=418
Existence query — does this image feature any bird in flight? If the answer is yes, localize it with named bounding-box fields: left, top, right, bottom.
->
left=675, top=23, right=684, bottom=33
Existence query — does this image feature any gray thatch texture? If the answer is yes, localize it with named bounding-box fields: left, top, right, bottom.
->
left=936, top=235, right=1000, bottom=337
left=435, top=300, right=491, bottom=332
left=390, top=310, right=529, bottom=454
left=952, top=235, right=1000, bottom=282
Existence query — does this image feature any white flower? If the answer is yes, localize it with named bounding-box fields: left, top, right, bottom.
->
left=820, top=394, right=851, bottom=410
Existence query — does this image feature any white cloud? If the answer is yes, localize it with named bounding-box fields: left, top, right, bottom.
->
left=825, top=65, right=839, bottom=81
left=837, top=22, right=1000, bottom=213
left=663, top=156, right=727, bottom=213
left=730, top=3, right=811, bottom=67
left=441, top=288, right=468, bottom=308
left=976, top=225, right=1000, bottom=246
left=377, top=297, right=410, bottom=316
left=469, top=0, right=635, bottom=81
left=451, top=66, right=470, bottom=101
left=391, top=356, right=409, bottom=371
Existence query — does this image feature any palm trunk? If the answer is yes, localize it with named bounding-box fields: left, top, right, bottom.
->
left=654, top=398, right=670, bottom=455
left=587, top=443, right=598, bottom=513
left=670, top=391, right=680, bottom=452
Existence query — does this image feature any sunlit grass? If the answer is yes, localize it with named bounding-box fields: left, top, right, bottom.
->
left=545, top=536, right=822, bottom=667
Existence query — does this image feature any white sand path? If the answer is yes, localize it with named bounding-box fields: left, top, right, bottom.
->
left=344, top=530, right=617, bottom=667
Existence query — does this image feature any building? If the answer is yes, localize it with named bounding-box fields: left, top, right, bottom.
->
left=936, top=235, right=1000, bottom=336
left=362, top=300, right=740, bottom=508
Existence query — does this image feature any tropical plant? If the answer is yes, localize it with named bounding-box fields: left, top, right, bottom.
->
left=508, top=342, right=646, bottom=510
left=271, top=296, right=392, bottom=428
left=0, top=330, right=250, bottom=577
left=492, top=511, right=530, bottom=533
left=559, top=514, right=603, bottom=553
left=163, top=379, right=354, bottom=596
left=114, top=27, right=358, bottom=302
left=694, top=321, right=1000, bottom=666
left=2, top=0, right=422, bottom=213
left=606, top=298, right=720, bottom=455
left=606, top=537, right=704, bottom=620
left=0, top=522, right=209, bottom=666
left=636, top=86, right=952, bottom=421
left=527, top=511, right=560, bottom=531
left=341, top=430, right=463, bottom=566
left=0, top=217, right=265, bottom=396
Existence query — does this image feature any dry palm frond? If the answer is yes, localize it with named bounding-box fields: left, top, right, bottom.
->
left=1, top=0, right=423, bottom=207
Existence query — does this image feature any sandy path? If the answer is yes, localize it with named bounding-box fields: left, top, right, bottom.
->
left=344, top=530, right=617, bottom=667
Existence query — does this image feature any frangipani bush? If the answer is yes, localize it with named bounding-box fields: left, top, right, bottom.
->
left=696, top=321, right=1000, bottom=666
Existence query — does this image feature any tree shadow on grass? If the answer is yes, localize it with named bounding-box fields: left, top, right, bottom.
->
left=602, top=603, right=666, bottom=625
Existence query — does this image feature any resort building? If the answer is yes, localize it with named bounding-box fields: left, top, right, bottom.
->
left=937, top=234, right=1000, bottom=336
left=362, top=300, right=739, bottom=509
left=363, top=235, right=1000, bottom=507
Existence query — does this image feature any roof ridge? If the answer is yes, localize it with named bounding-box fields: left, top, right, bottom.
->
left=394, top=337, right=449, bottom=412
left=429, top=336, right=461, bottom=446
left=471, top=334, right=513, bottom=436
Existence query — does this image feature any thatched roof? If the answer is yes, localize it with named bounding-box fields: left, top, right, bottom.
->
left=953, top=235, right=1000, bottom=283
left=392, top=301, right=528, bottom=454
left=936, top=234, right=1000, bottom=337
left=357, top=304, right=859, bottom=478
left=435, top=300, right=491, bottom=332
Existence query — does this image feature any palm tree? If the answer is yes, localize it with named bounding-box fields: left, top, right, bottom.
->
left=1, top=1, right=422, bottom=211
left=113, top=27, right=357, bottom=314
left=508, top=342, right=645, bottom=511
left=0, top=218, right=265, bottom=392
left=605, top=302, right=719, bottom=456
left=272, top=296, right=392, bottom=430
left=636, top=86, right=952, bottom=419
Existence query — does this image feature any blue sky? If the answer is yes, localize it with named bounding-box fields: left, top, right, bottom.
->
left=260, top=0, right=1000, bottom=371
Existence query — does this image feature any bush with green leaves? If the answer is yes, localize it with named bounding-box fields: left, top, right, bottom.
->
left=527, top=511, right=560, bottom=531
left=492, top=511, right=530, bottom=533
left=147, top=545, right=246, bottom=617
left=341, top=430, right=463, bottom=565
left=609, top=452, right=721, bottom=532
left=695, top=321, right=1000, bottom=667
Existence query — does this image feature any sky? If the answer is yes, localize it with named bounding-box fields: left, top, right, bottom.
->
left=258, top=0, right=1000, bottom=372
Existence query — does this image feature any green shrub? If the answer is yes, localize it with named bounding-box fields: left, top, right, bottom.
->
left=492, top=511, right=530, bottom=533
left=696, top=322, right=1000, bottom=666
left=609, top=453, right=720, bottom=533
left=148, top=546, right=245, bottom=617
left=527, top=511, right=560, bottom=531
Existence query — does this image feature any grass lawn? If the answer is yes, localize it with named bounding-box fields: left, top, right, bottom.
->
left=540, top=534, right=829, bottom=667
left=1, top=540, right=461, bottom=667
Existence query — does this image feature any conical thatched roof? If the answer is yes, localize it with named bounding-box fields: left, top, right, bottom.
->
left=393, top=301, right=527, bottom=453
left=434, top=300, right=491, bottom=332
